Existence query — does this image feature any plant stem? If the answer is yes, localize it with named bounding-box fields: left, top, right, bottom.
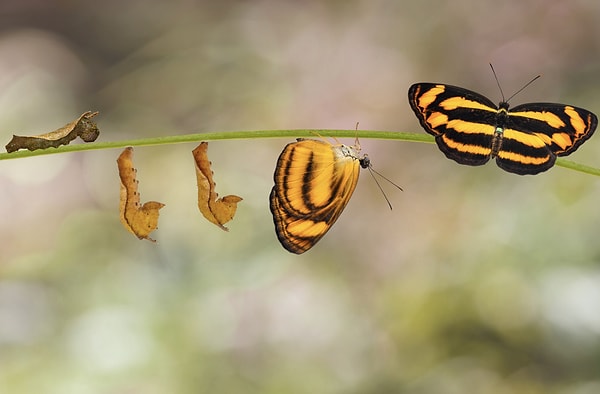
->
left=0, top=129, right=597, bottom=177
left=0, top=130, right=431, bottom=160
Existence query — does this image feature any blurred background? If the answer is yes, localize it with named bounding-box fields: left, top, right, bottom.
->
left=1, top=1, right=600, bottom=393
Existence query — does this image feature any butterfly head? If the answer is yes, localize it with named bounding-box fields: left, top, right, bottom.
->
left=359, top=154, right=370, bottom=169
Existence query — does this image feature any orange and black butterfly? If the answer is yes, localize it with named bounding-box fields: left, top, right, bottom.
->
left=408, top=82, right=597, bottom=175
left=269, top=138, right=369, bottom=254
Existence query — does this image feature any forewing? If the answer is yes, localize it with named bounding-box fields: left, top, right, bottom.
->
left=509, top=102, right=597, bottom=156
left=409, top=83, right=499, bottom=166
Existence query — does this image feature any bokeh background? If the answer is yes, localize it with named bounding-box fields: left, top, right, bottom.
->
left=1, top=1, right=600, bottom=393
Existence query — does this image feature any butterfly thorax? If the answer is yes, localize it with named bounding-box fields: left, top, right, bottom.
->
left=490, top=101, right=511, bottom=157
left=338, top=144, right=370, bottom=169
left=337, top=144, right=360, bottom=158
left=495, top=101, right=511, bottom=135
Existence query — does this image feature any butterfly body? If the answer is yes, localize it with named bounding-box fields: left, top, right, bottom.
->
left=409, top=83, right=597, bottom=175
left=270, top=138, right=367, bottom=254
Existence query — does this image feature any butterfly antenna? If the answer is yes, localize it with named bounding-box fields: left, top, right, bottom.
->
left=366, top=164, right=403, bottom=211
left=490, top=62, right=541, bottom=103
left=506, top=74, right=542, bottom=103
left=489, top=63, right=506, bottom=102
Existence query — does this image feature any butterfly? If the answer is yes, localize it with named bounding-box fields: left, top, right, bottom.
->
left=408, top=82, right=597, bottom=175
left=269, top=138, right=369, bottom=254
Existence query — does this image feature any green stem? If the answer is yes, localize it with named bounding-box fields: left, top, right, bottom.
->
left=0, top=129, right=432, bottom=160
left=554, top=158, right=600, bottom=177
left=0, top=129, right=598, bottom=177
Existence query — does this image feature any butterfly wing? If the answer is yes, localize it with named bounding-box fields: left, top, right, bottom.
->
left=493, top=126, right=556, bottom=174
left=270, top=139, right=361, bottom=254
left=409, top=83, right=500, bottom=166
left=493, top=102, right=597, bottom=175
